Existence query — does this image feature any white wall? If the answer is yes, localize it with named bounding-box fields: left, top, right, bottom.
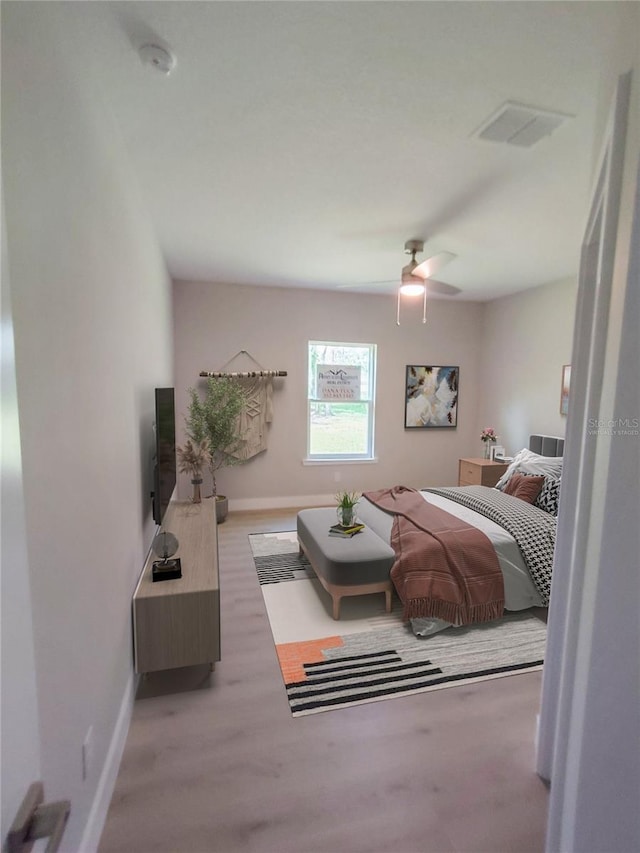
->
left=479, top=276, right=576, bottom=454
left=1, top=192, right=42, bottom=838
left=541, top=2, right=640, bottom=847
left=2, top=5, right=173, bottom=849
left=174, top=277, right=577, bottom=507
left=174, top=281, right=485, bottom=505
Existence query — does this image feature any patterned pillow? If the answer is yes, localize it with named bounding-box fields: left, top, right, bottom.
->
left=535, top=476, right=562, bottom=515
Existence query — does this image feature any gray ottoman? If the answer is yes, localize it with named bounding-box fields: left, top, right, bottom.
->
left=297, top=508, right=396, bottom=619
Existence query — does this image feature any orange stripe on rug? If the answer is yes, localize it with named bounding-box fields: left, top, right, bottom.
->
left=276, top=637, right=344, bottom=684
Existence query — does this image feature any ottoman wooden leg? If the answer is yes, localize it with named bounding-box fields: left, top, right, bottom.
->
left=385, top=588, right=392, bottom=613
left=332, top=594, right=341, bottom=620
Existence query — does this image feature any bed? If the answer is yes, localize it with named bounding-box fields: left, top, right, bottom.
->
left=357, top=434, right=564, bottom=637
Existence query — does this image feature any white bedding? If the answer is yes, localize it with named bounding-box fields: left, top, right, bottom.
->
left=356, top=490, right=544, bottom=637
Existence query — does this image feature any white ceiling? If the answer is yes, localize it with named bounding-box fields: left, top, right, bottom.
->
left=62, top=1, right=621, bottom=300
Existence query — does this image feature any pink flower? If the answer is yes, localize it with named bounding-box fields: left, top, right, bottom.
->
left=481, top=427, right=497, bottom=442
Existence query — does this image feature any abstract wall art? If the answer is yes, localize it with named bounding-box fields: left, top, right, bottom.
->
left=404, top=365, right=459, bottom=428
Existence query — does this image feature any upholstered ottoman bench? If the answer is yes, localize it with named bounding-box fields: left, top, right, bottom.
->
left=297, top=508, right=396, bottom=619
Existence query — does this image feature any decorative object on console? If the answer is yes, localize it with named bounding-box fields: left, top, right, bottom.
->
left=560, top=364, right=571, bottom=416
left=177, top=438, right=211, bottom=504
left=151, top=531, right=182, bottom=582
left=184, top=376, right=247, bottom=523
left=335, top=490, right=361, bottom=528
left=481, top=426, right=497, bottom=459
left=405, top=365, right=459, bottom=428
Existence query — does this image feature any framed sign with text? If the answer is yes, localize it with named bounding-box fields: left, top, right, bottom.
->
left=316, top=365, right=361, bottom=401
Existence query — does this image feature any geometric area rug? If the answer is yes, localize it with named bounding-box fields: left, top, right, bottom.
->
left=249, top=531, right=546, bottom=718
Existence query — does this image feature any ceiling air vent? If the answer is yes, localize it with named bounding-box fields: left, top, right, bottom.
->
left=474, top=101, right=572, bottom=148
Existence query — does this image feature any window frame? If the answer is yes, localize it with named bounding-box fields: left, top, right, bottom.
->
left=306, top=340, right=377, bottom=462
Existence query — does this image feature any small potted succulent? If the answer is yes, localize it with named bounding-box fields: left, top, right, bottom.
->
left=177, top=438, right=211, bottom=503
left=335, top=490, right=361, bottom=527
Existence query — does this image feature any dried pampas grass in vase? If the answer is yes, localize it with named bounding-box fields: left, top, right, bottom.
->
left=177, top=439, right=211, bottom=503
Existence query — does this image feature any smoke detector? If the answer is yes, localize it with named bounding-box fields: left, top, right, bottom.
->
left=139, top=44, right=176, bottom=75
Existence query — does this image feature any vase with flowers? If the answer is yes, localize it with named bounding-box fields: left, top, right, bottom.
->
left=177, top=438, right=211, bottom=503
left=480, top=427, right=497, bottom=459
left=335, top=490, right=361, bottom=528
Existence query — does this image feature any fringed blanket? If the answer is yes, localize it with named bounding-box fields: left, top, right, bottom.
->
left=425, top=485, right=556, bottom=605
left=363, top=485, right=504, bottom=624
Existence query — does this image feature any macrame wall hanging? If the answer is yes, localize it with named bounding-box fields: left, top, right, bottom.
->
left=199, top=351, right=287, bottom=461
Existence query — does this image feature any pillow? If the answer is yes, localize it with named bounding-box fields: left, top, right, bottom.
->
left=496, top=449, right=564, bottom=491
left=495, top=448, right=529, bottom=490
left=503, top=472, right=545, bottom=504
left=535, top=475, right=562, bottom=515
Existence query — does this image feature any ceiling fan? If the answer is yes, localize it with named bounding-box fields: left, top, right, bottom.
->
left=341, top=239, right=461, bottom=298
left=341, top=239, right=461, bottom=324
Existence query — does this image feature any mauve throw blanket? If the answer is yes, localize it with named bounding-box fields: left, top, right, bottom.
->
left=363, top=485, right=504, bottom=624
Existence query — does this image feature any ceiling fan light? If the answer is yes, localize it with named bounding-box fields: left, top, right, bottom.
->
left=399, top=282, right=425, bottom=296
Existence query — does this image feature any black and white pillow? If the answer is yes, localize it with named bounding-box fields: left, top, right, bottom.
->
left=535, top=476, right=562, bottom=515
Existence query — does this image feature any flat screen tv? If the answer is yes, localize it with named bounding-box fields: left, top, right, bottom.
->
left=152, top=388, right=176, bottom=526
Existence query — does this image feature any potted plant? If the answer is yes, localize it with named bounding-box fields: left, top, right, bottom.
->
left=335, top=490, right=361, bottom=527
left=184, top=377, right=246, bottom=522
left=177, top=438, right=211, bottom=504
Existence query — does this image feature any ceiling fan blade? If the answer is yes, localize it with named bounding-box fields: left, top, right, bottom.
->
left=337, top=280, right=395, bottom=290
left=412, top=251, right=457, bottom=281
left=339, top=278, right=461, bottom=296
left=338, top=247, right=460, bottom=295
left=425, top=278, right=462, bottom=297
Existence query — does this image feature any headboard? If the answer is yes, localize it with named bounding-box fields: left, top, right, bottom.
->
left=529, top=434, right=565, bottom=457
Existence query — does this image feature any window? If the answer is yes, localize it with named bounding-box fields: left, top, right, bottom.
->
left=307, top=341, right=377, bottom=461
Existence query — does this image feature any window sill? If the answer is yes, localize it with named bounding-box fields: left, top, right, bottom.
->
left=302, top=458, right=378, bottom=465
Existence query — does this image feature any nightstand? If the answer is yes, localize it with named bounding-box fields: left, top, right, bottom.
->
left=458, top=457, right=509, bottom=488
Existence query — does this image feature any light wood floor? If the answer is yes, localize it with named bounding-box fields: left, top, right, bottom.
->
left=99, top=508, right=549, bottom=853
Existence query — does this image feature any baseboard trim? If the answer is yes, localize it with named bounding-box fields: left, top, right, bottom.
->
left=78, top=671, right=138, bottom=852
left=229, top=494, right=335, bottom=512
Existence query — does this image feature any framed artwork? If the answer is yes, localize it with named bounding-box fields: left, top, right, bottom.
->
left=560, top=364, right=571, bottom=416
left=405, top=365, right=459, bottom=428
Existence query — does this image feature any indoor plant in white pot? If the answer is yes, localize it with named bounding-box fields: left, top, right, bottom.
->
left=184, top=377, right=246, bottom=522
left=335, top=490, right=361, bottom=527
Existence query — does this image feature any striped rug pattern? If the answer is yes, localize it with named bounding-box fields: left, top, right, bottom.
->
left=249, top=531, right=546, bottom=717
left=254, top=550, right=314, bottom=585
